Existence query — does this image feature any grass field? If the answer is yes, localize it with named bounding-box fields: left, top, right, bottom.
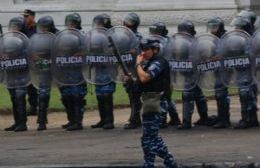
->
left=0, top=84, right=238, bottom=112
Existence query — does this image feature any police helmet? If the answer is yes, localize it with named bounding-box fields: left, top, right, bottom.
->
left=177, top=20, right=196, bottom=36
left=231, top=16, right=251, bottom=33
left=93, top=13, right=112, bottom=29
left=238, top=9, right=257, bottom=25
left=149, top=21, right=168, bottom=37
left=140, top=38, right=160, bottom=51
left=123, top=13, right=140, bottom=29
left=65, top=13, right=82, bottom=30
left=37, top=16, right=56, bottom=33
left=8, top=17, right=26, bottom=33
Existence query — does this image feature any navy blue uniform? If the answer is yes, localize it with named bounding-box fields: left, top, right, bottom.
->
left=140, top=56, right=177, bottom=168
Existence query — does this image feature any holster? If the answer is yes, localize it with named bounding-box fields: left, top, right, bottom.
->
left=141, top=92, right=162, bottom=115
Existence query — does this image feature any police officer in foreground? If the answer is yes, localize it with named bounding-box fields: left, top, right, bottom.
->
left=90, top=14, right=116, bottom=130
left=35, top=16, right=58, bottom=131
left=230, top=16, right=259, bottom=129
left=60, top=13, right=87, bottom=131
left=207, top=17, right=231, bottom=128
left=237, top=10, right=259, bottom=127
left=135, top=38, right=177, bottom=168
left=21, top=9, right=39, bottom=116
left=177, top=20, right=210, bottom=129
left=149, top=21, right=181, bottom=128
left=123, top=12, right=143, bottom=129
left=4, top=17, right=28, bottom=132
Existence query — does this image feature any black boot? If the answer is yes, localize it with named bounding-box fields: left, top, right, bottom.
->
left=213, top=96, right=230, bottom=129
left=234, top=89, right=251, bottom=129
left=37, top=95, right=50, bottom=131
left=124, top=92, right=142, bottom=129
left=5, top=89, right=18, bottom=131
left=61, top=96, right=74, bottom=129
left=177, top=97, right=193, bottom=130
left=168, top=100, right=181, bottom=126
left=102, top=93, right=115, bottom=130
left=194, top=87, right=208, bottom=126
left=14, top=88, right=27, bottom=132
left=91, top=95, right=106, bottom=128
left=27, top=84, right=38, bottom=116
left=66, top=95, right=84, bottom=131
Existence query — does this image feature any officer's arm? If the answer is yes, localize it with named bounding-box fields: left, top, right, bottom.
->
left=136, top=64, right=151, bottom=83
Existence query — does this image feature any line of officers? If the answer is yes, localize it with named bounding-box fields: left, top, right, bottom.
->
left=3, top=9, right=259, bottom=132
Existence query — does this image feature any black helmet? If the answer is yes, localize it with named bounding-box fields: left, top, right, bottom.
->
left=149, top=21, right=168, bottom=37
left=207, top=17, right=226, bottom=37
left=8, top=16, right=26, bottom=33
left=231, top=16, right=251, bottom=33
left=65, top=13, right=82, bottom=30
left=37, top=16, right=57, bottom=33
left=93, top=13, right=112, bottom=29
left=140, top=38, right=160, bottom=51
left=238, top=9, right=257, bottom=25
left=123, top=12, right=140, bottom=31
left=177, top=20, right=196, bottom=36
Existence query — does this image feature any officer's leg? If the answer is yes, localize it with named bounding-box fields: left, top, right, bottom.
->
left=160, top=99, right=168, bottom=129
left=27, top=84, right=38, bottom=116
left=167, top=99, right=181, bottom=126
left=178, top=90, right=194, bottom=129
left=91, top=94, right=106, bottom=128
left=213, top=87, right=230, bottom=128
left=103, top=93, right=115, bottom=129
left=234, top=87, right=251, bottom=129
left=143, top=114, right=177, bottom=168
left=60, top=87, right=74, bottom=129
left=14, top=87, right=27, bottom=132
left=193, top=86, right=209, bottom=126
left=249, top=84, right=259, bottom=127
left=66, top=95, right=84, bottom=131
left=124, top=91, right=142, bottom=129
left=5, top=89, right=19, bottom=131
left=37, top=88, right=50, bottom=131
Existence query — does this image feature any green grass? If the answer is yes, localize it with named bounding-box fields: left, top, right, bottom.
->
left=0, top=84, right=238, bottom=112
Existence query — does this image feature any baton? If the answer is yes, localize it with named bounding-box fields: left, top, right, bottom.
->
left=108, top=36, right=131, bottom=77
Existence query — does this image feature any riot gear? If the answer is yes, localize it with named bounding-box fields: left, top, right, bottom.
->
left=207, top=17, right=226, bottom=38
left=140, top=38, right=161, bottom=50
left=177, top=20, right=196, bottom=36
left=8, top=17, right=26, bottom=33
left=65, top=13, right=82, bottom=30
left=37, top=16, right=57, bottom=33
left=149, top=22, right=168, bottom=37
left=93, top=13, right=112, bottom=29
left=238, top=9, right=257, bottom=25
left=231, top=16, right=251, bottom=34
left=123, top=12, right=140, bottom=32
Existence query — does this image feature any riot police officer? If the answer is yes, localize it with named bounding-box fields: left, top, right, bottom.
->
left=237, top=10, right=259, bottom=127
left=136, top=38, right=178, bottom=168
left=90, top=14, right=116, bottom=130
left=230, top=16, right=259, bottom=129
left=4, top=17, right=28, bottom=132
left=207, top=17, right=231, bottom=128
left=149, top=21, right=181, bottom=128
left=35, top=16, right=58, bottom=131
left=177, top=20, right=210, bottom=129
left=123, top=12, right=143, bottom=129
left=60, top=13, right=87, bottom=131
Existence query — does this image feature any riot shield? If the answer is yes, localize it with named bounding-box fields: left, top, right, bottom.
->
left=192, top=33, right=221, bottom=91
left=106, top=26, right=139, bottom=83
left=1, top=31, right=30, bottom=88
left=164, top=33, right=198, bottom=90
left=251, top=30, right=260, bottom=87
left=83, top=27, right=115, bottom=85
left=52, top=28, right=85, bottom=86
left=28, top=32, right=55, bottom=89
left=0, top=36, right=4, bottom=83
left=219, top=30, right=253, bottom=88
